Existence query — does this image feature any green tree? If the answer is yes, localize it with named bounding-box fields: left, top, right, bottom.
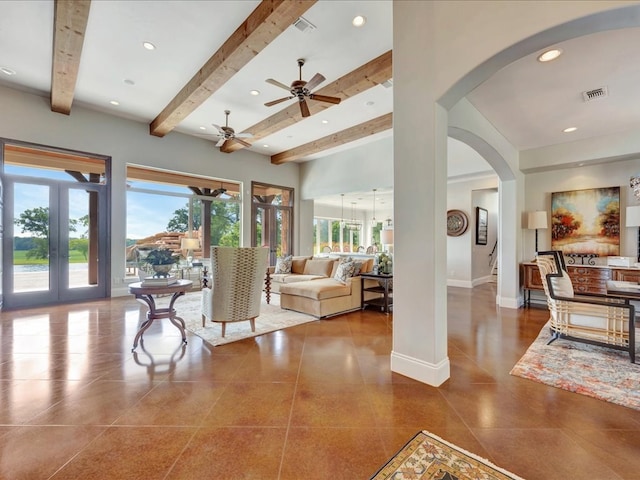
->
left=14, top=207, right=52, bottom=260
left=167, top=202, right=202, bottom=232
left=15, top=207, right=50, bottom=238
left=166, top=200, right=240, bottom=247
left=15, top=207, right=83, bottom=260
left=70, top=238, right=89, bottom=260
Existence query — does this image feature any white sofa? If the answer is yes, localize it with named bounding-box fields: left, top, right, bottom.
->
left=267, top=255, right=375, bottom=318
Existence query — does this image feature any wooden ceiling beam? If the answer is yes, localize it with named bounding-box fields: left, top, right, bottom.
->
left=221, top=50, right=393, bottom=153
left=149, top=0, right=316, bottom=137
left=271, top=113, right=392, bottom=164
left=51, top=0, right=91, bottom=115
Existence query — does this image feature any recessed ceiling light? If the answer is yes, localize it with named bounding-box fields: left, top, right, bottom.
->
left=199, top=126, right=206, bottom=130
left=563, top=127, right=577, bottom=133
left=109, top=100, right=120, bottom=106
left=1, top=66, right=16, bottom=76
left=124, top=79, right=135, bottom=86
left=250, top=90, right=260, bottom=96
left=537, top=48, right=562, bottom=62
left=321, top=119, right=329, bottom=124
left=263, top=144, right=269, bottom=148
left=352, top=15, right=366, bottom=27
left=365, top=100, right=375, bottom=106
left=142, top=41, right=156, bottom=50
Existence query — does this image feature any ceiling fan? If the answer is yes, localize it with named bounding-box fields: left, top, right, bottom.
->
left=210, top=110, right=253, bottom=148
left=264, top=58, right=341, bottom=117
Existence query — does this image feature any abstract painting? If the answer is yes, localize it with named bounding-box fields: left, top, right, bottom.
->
left=551, top=186, right=620, bottom=256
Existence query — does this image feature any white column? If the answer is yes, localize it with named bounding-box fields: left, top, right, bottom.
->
left=391, top=1, right=450, bottom=386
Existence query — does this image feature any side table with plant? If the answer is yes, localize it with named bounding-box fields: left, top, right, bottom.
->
left=140, top=247, right=180, bottom=277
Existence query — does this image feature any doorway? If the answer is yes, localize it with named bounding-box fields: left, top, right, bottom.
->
left=1, top=141, right=110, bottom=309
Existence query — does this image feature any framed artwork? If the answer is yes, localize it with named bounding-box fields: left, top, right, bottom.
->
left=551, top=186, right=620, bottom=256
left=476, top=207, right=488, bottom=245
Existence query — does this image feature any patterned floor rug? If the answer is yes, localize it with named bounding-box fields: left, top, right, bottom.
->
left=510, top=323, right=640, bottom=410
left=370, top=430, right=524, bottom=480
left=161, top=292, right=317, bottom=346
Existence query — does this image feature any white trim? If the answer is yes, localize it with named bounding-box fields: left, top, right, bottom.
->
left=447, top=279, right=473, bottom=288
left=390, top=351, right=450, bottom=387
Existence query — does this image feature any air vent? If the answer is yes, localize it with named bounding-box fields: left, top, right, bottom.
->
left=293, top=16, right=316, bottom=33
left=582, top=86, right=608, bottom=102
left=381, top=78, right=393, bottom=89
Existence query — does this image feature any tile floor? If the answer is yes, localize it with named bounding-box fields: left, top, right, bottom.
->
left=1, top=284, right=639, bottom=479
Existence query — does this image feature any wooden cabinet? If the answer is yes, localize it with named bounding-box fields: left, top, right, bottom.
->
left=611, top=268, right=640, bottom=283
left=521, top=262, right=638, bottom=304
left=568, top=266, right=611, bottom=294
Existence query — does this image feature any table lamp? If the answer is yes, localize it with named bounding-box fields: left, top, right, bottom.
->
left=180, top=237, right=200, bottom=264
left=527, top=211, right=548, bottom=254
left=626, top=205, right=640, bottom=262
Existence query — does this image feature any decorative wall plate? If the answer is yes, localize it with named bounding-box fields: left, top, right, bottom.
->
left=447, top=209, right=468, bottom=236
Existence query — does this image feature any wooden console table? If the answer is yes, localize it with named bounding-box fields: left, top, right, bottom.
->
left=522, top=262, right=640, bottom=306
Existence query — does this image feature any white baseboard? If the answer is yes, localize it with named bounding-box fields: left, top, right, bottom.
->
left=472, top=275, right=493, bottom=287
left=390, top=350, right=450, bottom=387
left=447, top=279, right=473, bottom=288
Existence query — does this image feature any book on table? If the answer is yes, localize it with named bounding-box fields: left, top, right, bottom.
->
left=141, top=275, right=178, bottom=286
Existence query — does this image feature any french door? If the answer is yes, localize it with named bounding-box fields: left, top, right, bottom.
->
left=2, top=175, right=109, bottom=309
left=251, top=182, right=293, bottom=266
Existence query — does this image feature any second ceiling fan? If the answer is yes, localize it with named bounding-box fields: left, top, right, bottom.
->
left=264, top=59, right=341, bottom=117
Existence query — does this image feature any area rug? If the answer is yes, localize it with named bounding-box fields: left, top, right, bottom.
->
left=370, top=430, right=524, bottom=480
left=157, top=292, right=317, bottom=346
left=510, top=323, right=640, bottom=411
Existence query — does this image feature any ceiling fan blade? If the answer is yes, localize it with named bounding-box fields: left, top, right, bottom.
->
left=211, top=123, right=225, bottom=135
left=264, top=96, right=294, bottom=107
left=235, top=137, right=253, bottom=148
left=215, top=137, right=226, bottom=147
left=305, top=73, right=326, bottom=92
left=235, top=132, right=253, bottom=138
left=265, top=78, right=291, bottom=91
left=309, top=93, right=341, bottom=105
left=299, top=99, right=310, bottom=117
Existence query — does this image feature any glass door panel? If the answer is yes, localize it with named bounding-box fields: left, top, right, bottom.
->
left=12, top=182, right=51, bottom=293
left=68, top=188, right=96, bottom=289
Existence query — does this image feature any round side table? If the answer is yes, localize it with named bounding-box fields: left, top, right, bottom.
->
left=128, top=279, right=193, bottom=351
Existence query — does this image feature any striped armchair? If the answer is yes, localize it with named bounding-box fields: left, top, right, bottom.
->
left=536, top=250, right=635, bottom=363
left=201, top=247, right=269, bottom=337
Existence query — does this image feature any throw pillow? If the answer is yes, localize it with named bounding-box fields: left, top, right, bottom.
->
left=334, top=260, right=357, bottom=284
left=275, top=255, right=293, bottom=274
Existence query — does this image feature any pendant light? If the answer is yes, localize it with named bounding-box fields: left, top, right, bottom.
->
left=346, top=201, right=362, bottom=231
left=371, top=188, right=378, bottom=227
left=340, top=194, right=345, bottom=228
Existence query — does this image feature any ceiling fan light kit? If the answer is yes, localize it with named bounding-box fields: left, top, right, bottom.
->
left=264, top=58, right=341, bottom=118
left=211, top=110, right=253, bottom=148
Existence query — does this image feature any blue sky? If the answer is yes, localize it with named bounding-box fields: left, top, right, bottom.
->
left=8, top=166, right=192, bottom=239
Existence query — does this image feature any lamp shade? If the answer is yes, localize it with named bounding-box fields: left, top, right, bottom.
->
left=527, top=211, right=548, bottom=230
left=626, top=206, right=640, bottom=227
left=380, top=228, right=394, bottom=245
left=180, top=237, right=200, bottom=250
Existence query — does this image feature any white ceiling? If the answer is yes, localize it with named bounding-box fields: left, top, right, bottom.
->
left=0, top=1, right=637, bottom=209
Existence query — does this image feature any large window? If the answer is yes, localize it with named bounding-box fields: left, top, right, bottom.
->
left=313, top=218, right=367, bottom=254
left=126, top=167, right=241, bottom=268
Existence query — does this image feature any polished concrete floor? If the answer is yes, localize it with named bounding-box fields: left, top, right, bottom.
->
left=1, top=284, right=639, bottom=479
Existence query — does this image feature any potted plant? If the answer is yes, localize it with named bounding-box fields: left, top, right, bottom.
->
left=141, top=247, right=180, bottom=277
